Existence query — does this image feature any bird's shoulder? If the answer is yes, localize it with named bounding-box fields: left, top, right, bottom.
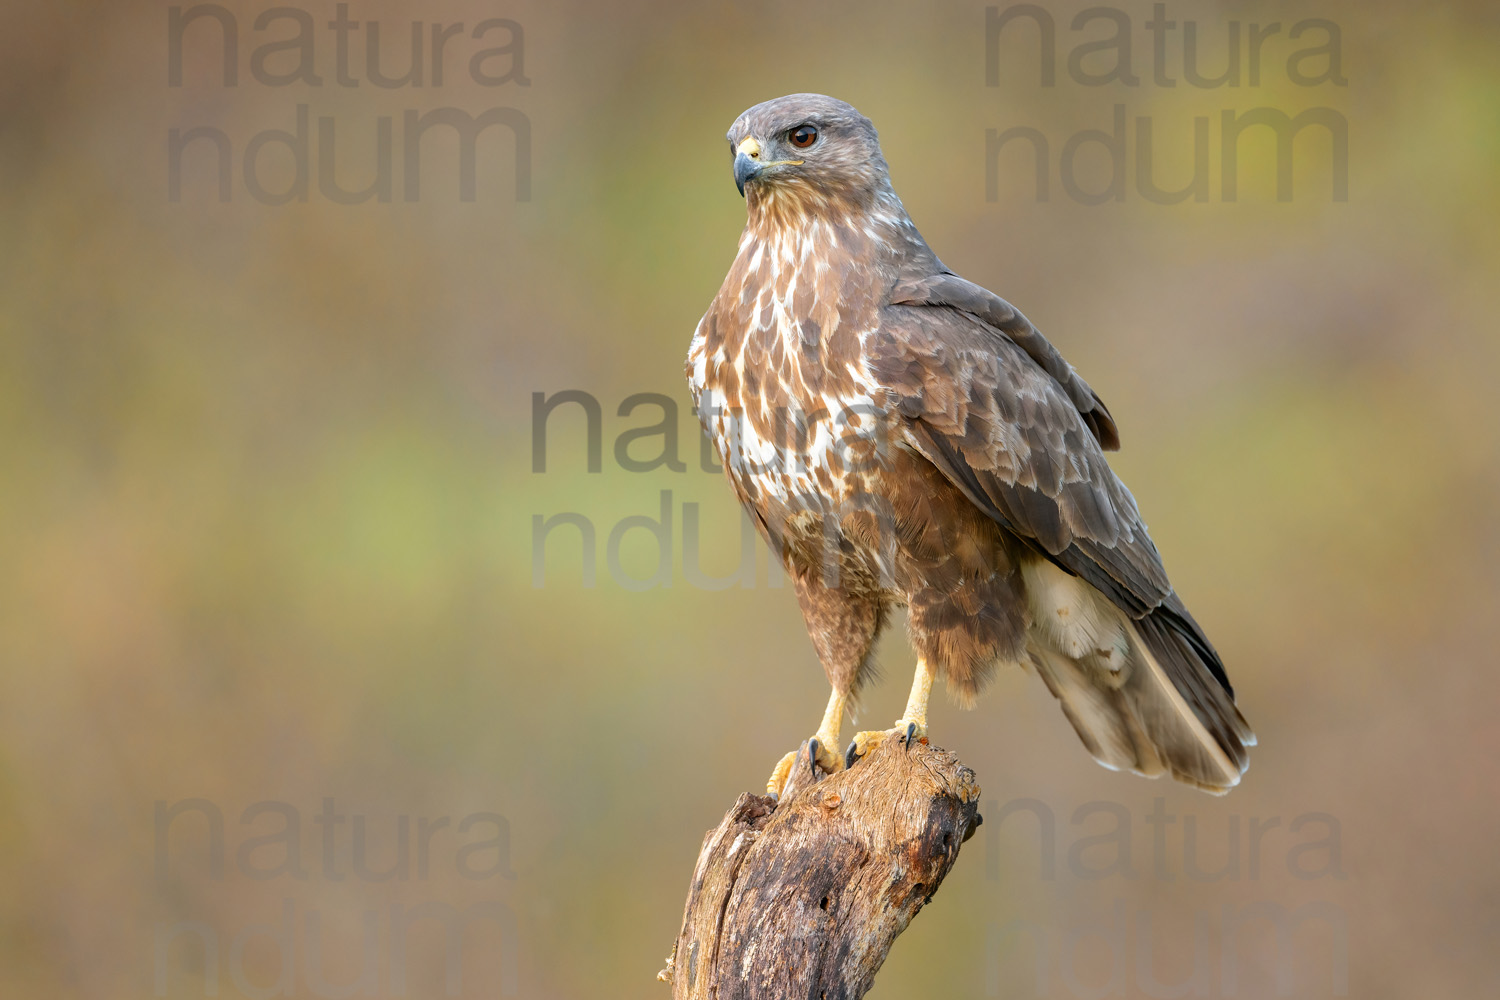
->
left=877, top=268, right=1119, bottom=452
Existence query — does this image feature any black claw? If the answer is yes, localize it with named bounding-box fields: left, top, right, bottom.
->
left=845, top=741, right=860, bottom=769
left=904, top=722, right=917, bottom=749
left=808, top=738, right=821, bottom=774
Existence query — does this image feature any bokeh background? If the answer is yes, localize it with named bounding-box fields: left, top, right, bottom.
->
left=2, top=1, right=1497, bottom=996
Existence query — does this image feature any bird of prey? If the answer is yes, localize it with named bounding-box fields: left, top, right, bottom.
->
left=686, top=94, right=1253, bottom=797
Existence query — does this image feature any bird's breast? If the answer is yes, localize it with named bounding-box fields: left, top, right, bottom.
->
left=690, top=224, right=897, bottom=512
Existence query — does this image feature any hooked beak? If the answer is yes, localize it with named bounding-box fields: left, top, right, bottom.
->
left=733, top=136, right=762, bottom=197
left=730, top=135, right=805, bottom=197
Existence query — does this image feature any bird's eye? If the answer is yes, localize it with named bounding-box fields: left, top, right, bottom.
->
left=789, top=125, right=818, bottom=149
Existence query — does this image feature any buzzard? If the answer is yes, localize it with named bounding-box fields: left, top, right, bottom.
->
left=687, top=94, right=1253, bottom=796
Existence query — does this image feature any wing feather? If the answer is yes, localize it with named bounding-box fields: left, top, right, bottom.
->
left=871, top=303, right=1171, bottom=613
left=869, top=297, right=1244, bottom=723
left=890, top=271, right=1120, bottom=450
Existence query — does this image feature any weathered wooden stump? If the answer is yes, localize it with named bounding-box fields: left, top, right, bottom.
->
left=658, top=733, right=983, bottom=999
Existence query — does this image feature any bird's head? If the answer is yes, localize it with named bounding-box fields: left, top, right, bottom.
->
left=726, top=94, right=891, bottom=218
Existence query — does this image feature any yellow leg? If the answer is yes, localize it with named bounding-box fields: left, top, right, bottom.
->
left=815, top=687, right=847, bottom=749
left=766, top=688, right=846, bottom=797
left=900, top=657, right=934, bottom=732
left=848, top=658, right=934, bottom=763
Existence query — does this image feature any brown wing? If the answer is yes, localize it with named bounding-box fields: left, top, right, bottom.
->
left=870, top=301, right=1168, bottom=612
left=868, top=300, right=1236, bottom=697
left=890, top=271, right=1120, bottom=451
left=869, top=300, right=1252, bottom=789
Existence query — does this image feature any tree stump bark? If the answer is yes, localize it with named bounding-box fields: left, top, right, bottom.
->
left=658, top=733, right=983, bottom=999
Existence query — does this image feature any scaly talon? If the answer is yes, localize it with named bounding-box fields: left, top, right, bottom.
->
left=845, top=718, right=929, bottom=767
left=765, top=738, right=842, bottom=798
left=765, top=689, right=848, bottom=799
left=846, top=658, right=936, bottom=766
left=766, top=750, right=799, bottom=798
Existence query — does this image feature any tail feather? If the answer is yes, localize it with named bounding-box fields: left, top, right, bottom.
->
left=1031, top=603, right=1254, bottom=794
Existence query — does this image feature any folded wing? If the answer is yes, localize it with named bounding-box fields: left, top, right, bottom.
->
left=869, top=291, right=1253, bottom=791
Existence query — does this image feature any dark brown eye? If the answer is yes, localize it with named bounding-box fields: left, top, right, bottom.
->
left=790, top=125, right=818, bottom=149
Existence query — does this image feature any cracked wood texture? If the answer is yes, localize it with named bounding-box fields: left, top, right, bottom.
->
left=659, top=735, right=983, bottom=999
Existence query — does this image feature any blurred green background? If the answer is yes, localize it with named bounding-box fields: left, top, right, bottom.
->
left=2, top=1, right=1497, bottom=996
